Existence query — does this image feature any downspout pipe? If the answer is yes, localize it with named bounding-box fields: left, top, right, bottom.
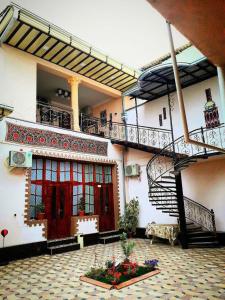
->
left=167, top=21, right=225, bottom=154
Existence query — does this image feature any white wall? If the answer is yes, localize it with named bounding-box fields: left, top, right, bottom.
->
left=0, top=118, right=125, bottom=247
left=0, top=45, right=37, bottom=122
left=127, top=77, right=222, bottom=139
left=125, top=148, right=177, bottom=228
left=182, top=157, right=225, bottom=231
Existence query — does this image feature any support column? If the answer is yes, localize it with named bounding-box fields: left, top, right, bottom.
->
left=217, top=66, right=225, bottom=123
left=174, top=171, right=188, bottom=249
left=68, top=76, right=80, bottom=131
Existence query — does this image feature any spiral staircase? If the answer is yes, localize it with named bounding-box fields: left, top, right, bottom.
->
left=81, top=114, right=224, bottom=248
left=147, top=124, right=225, bottom=248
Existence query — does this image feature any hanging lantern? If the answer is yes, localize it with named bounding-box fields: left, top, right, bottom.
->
left=204, top=88, right=220, bottom=128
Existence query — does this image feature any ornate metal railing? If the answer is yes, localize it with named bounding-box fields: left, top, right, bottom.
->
left=80, top=113, right=172, bottom=149
left=147, top=123, right=225, bottom=184
left=36, top=102, right=72, bottom=129
left=184, top=197, right=216, bottom=232
left=147, top=123, right=225, bottom=232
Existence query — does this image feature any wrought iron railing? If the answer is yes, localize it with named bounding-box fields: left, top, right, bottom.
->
left=80, top=113, right=172, bottom=149
left=184, top=197, right=216, bottom=232
left=147, top=123, right=225, bottom=232
left=36, top=102, right=73, bottom=129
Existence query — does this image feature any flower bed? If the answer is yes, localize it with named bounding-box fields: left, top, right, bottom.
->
left=80, top=233, right=160, bottom=289
left=80, top=262, right=160, bottom=289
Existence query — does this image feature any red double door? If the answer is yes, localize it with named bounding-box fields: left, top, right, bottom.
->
left=95, top=184, right=115, bottom=232
left=44, top=183, right=71, bottom=240
left=43, top=183, right=115, bottom=239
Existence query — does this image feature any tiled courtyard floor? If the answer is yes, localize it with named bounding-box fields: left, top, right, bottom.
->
left=0, top=239, right=225, bottom=300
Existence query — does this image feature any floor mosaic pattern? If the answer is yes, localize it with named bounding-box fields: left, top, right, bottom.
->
left=0, top=239, right=225, bottom=299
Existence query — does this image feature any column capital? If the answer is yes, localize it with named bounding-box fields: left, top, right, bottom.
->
left=68, top=76, right=81, bottom=86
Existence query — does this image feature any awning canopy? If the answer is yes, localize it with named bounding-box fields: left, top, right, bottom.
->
left=124, top=46, right=217, bottom=101
left=0, top=4, right=139, bottom=92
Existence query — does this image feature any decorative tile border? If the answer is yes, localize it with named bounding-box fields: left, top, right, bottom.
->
left=71, top=215, right=99, bottom=236
left=24, top=169, right=47, bottom=238
left=6, top=122, right=108, bottom=156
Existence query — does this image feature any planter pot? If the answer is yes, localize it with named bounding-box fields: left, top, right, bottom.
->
left=79, top=211, right=85, bottom=216
left=36, top=212, right=45, bottom=220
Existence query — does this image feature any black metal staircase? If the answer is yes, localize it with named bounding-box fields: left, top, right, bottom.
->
left=147, top=124, right=225, bottom=248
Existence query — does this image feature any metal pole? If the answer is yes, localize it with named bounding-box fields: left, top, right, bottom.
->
left=135, top=97, right=140, bottom=144
left=217, top=66, right=225, bottom=123
left=122, top=95, right=128, bottom=141
left=167, top=84, right=176, bottom=158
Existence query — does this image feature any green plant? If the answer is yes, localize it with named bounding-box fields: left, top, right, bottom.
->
left=120, top=232, right=136, bottom=261
left=36, top=202, right=45, bottom=213
left=78, top=197, right=85, bottom=211
left=85, top=267, right=105, bottom=279
left=118, top=197, right=139, bottom=235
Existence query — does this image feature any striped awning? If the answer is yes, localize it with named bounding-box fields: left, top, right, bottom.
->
left=0, top=4, right=139, bottom=92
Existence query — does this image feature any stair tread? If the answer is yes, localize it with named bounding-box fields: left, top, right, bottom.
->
left=188, top=241, right=219, bottom=245
left=99, top=234, right=121, bottom=240
left=99, top=230, right=119, bottom=235
left=188, top=236, right=216, bottom=240
left=47, top=236, right=75, bottom=243
left=48, top=242, right=79, bottom=250
left=161, top=176, right=175, bottom=179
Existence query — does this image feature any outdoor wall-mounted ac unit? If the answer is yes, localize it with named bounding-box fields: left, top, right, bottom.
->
left=9, top=151, right=32, bottom=168
left=125, top=164, right=140, bottom=177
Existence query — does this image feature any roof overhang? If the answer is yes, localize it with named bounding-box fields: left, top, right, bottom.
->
left=124, top=58, right=217, bottom=101
left=0, top=4, right=139, bottom=92
left=147, top=0, right=225, bottom=67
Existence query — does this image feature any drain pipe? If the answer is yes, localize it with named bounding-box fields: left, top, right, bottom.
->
left=167, top=22, right=225, bottom=154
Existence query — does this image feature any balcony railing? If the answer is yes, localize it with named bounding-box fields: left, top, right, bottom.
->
left=80, top=113, right=172, bottom=149
left=36, top=102, right=73, bottom=129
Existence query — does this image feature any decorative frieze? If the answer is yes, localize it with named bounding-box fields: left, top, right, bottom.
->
left=6, top=122, right=108, bottom=156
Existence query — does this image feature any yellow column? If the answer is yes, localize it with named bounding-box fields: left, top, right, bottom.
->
left=68, top=76, right=80, bottom=131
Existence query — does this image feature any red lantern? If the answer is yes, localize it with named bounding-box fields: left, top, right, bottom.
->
left=1, top=229, right=8, bottom=238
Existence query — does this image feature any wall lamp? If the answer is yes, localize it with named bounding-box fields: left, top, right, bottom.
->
left=56, top=88, right=71, bottom=100
left=0, top=104, right=14, bottom=120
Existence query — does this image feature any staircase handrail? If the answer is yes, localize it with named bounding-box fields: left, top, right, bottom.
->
left=184, top=196, right=216, bottom=232
left=147, top=123, right=225, bottom=183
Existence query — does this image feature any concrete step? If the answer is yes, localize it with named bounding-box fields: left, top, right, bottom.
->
left=47, top=236, right=76, bottom=248
left=99, top=234, right=121, bottom=244
left=47, top=242, right=80, bottom=255
left=99, top=230, right=120, bottom=238
left=188, top=241, right=220, bottom=248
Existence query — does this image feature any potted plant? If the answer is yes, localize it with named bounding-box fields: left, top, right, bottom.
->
left=118, top=197, right=139, bottom=237
left=78, top=198, right=85, bottom=216
left=36, top=203, right=45, bottom=220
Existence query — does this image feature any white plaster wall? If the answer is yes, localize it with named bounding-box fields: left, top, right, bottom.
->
left=127, top=77, right=222, bottom=139
left=0, top=45, right=36, bottom=122
left=0, top=118, right=125, bottom=247
left=125, top=148, right=177, bottom=228
left=182, top=157, right=225, bottom=231
left=77, top=219, right=98, bottom=235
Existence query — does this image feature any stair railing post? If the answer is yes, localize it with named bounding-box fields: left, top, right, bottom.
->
left=174, top=170, right=188, bottom=249
left=200, top=126, right=207, bottom=155
left=211, top=209, right=216, bottom=234
left=167, top=84, right=176, bottom=161
left=122, top=95, right=128, bottom=141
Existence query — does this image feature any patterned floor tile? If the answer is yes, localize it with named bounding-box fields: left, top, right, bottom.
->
left=0, top=240, right=225, bottom=299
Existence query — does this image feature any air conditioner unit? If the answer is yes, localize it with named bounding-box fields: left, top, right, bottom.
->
left=9, top=151, right=32, bottom=168
left=125, top=164, right=140, bottom=177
